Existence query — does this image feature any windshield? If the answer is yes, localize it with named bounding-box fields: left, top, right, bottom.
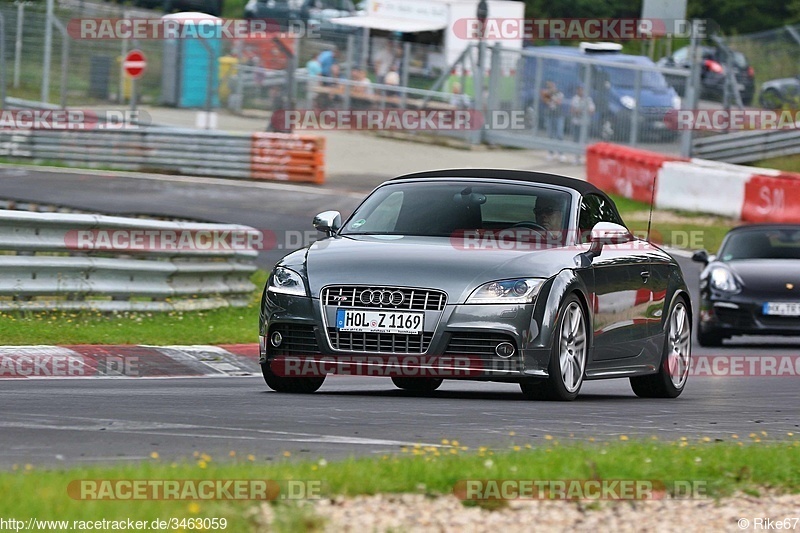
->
left=602, top=65, right=668, bottom=89
left=718, top=228, right=800, bottom=261
left=340, top=181, right=572, bottom=243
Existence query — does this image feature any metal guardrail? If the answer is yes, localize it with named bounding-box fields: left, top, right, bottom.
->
left=691, top=128, right=800, bottom=164
left=0, top=210, right=258, bottom=311
left=0, top=127, right=326, bottom=183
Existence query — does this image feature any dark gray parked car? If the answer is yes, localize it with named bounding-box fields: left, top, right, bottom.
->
left=259, top=170, right=692, bottom=401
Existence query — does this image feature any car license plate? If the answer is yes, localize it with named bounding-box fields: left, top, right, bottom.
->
left=762, top=302, right=800, bottom=316
left=336, top=309, right=423, bottom=334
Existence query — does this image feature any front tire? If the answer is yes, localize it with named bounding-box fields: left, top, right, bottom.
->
left=261, top=362, right=325, bottom=393
left=521, top=294, right=587, bottom=401
left=391, top=377, right=443, bottom=392
left=630, top=297, right=691, bottom=398
left=697, top=327, right=725, bottom=347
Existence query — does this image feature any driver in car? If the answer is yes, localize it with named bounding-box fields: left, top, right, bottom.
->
left=534, top=196, right=565, bottom=245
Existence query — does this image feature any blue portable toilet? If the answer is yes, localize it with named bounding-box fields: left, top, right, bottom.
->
left=161, top=12, right=222, bottom=108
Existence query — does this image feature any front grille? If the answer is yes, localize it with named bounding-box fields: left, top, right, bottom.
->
left=322, top=286, right=447, bottom=311
left=269, top=324, right=320, bottom=356
left=327, top=328, right=433, bottom=353
left=758, top=315, right=800, bottom=329
left=714, top=307, right=753, bottom=328
left=445, top=333, right=517, bottom=356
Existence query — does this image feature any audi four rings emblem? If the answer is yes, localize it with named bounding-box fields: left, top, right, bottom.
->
left=359, top=289, right=405, bottom=306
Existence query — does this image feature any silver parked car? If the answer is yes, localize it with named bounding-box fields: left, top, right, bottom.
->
left=259, top=169, right=692, bottom=400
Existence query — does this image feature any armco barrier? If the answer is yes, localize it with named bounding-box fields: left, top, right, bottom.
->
left=586, top=143, right=800, bottom=222
left=0, top=128, right=325, bottom=185
left=0, top=210, right=258, bottom=311
left=585, top=143, right=687, bottom=203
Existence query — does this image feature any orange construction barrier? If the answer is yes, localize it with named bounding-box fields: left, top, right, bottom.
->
left=250, top=133, right=325, bottom=184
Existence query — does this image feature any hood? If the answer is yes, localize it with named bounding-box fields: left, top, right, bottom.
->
left=303, top=235, right=578, bottom=303
left=725, top=259, right=800, bottom=296
left=612, top=85, right=676, bottom=105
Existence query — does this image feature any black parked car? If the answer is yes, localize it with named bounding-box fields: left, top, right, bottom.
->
left=259, top=169, right=693, bottom=401
left=657, top=45, right=755, bottom=105
left=693, top=224, right=800, bottom=346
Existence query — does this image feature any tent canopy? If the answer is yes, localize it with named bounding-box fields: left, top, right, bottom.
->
left=329, top=15, right=447, bottom=33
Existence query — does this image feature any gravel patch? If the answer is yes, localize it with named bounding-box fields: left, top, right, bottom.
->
left=259, top=492, right=800, bottom=532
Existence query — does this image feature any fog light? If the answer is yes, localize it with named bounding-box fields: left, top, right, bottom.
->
left=270, top=331, right=283, bottom=348
left=495, top=342, right=515, bottom=358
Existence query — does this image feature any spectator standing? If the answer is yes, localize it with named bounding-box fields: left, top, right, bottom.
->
left=541, top=80, right=565, bottom=161
left=569, top=85, right=595, bottom=163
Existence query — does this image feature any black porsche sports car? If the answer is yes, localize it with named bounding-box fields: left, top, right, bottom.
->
left=260, top=169, right=693, bottom=400
left=693, top=224, right=800, bottom=346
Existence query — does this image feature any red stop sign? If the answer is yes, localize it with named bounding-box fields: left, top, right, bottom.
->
left=123, top=50, right=147, bottom=79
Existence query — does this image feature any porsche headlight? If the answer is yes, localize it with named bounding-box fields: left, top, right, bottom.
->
left=466, top=278, right=544, bottom=304
left=268, top=267, right=307, bottom=296
left=709, top=267, right=739, bottom=293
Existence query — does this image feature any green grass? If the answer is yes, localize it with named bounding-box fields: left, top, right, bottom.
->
left=609, top=194, right=737, bottom=254
left=0, top=439, right=797, bottom=532
left=754, top=154, right=800, bottom=174
left=0, top=272, right=266, bottom=345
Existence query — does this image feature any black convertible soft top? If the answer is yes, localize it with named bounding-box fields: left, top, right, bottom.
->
left=391, top=168, right=605, bottom=196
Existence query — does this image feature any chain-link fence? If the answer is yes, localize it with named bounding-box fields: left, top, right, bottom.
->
left=0, top=2, right=738, bottom=157
left=727, top=25, right=800, bottom=109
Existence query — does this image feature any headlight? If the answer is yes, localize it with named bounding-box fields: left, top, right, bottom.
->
left=268, top=267, right=307, bottom=296
left=466, top=278, right=544, bottom=304
left=672, top=94, right=682, bottom=110
left=620, top=95, right=636, bottom=110
left=709, top=267, right=739, bottom=293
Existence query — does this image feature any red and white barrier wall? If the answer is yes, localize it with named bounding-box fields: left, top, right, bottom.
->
left=586, top=143, right=800, bottom=223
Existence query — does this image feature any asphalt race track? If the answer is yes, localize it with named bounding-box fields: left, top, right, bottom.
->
left=1, top=167, right=798, bottom=466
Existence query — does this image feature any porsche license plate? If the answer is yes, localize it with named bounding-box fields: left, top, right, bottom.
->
left=763, top=302, right=800, bottom=316
left=336, top=309, right=423, bottom=334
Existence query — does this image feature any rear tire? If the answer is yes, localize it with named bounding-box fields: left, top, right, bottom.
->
left=520, top=294, right=587, bottom=401
left=391, top=377, right=443, bottom=392
left=630, top=297, right=691, bottom=398
left=261, top=362, right=325, bottom=393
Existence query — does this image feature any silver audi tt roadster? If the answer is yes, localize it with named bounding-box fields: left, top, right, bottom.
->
left=259, top=169, right=692, bottom=400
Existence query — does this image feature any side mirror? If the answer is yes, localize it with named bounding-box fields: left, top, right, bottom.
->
left=692, top=249, right=709, bottom=264
left=590, top=222, right=633, bottom=245
left=313, top=210, right=341, bottom=237
left=580, top=222, right=633, bottom=262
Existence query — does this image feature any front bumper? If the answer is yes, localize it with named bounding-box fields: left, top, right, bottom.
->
left=699, top=294, right=800, bottom=336
left=260, top=291, right=552, bottom=381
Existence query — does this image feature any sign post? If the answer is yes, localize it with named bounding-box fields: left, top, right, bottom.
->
left=123, top=49, right=146, bottom=112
